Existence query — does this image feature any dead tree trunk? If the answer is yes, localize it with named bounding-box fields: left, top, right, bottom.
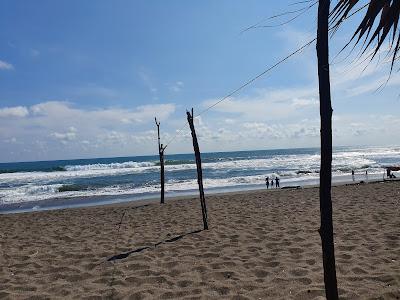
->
left=155, top=118, right=165, bottom=204
left=317, top=1, right=339, bottom=299
left=186, top=109, right=208, bottom=230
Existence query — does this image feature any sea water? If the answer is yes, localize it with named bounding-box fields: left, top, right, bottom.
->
left=1, top=146, right=399, bottom=213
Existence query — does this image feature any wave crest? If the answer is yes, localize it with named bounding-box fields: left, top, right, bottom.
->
left=64, top=161, right=156, bottom=171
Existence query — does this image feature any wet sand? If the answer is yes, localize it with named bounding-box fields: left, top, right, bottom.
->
left=0, top=181, right=399, bottom=299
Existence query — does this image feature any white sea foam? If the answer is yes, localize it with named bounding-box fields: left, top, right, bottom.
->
left=0, top=174, right=285, bottom=204
left=0, top=169, right=388, bottom=205
left=0, top=164, right=158, bottom=185
left=1, top=147, right=397, bottom=185
left=0, top=147, right=398, bottom=206
left=64, top=161, right=155, bottom=171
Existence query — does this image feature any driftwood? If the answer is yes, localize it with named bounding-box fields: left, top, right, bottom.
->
left=155, top=118, right=165, bottom=204
left=186, top=109, right=208, bottom=230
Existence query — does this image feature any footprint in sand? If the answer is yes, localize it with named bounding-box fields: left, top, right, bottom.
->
left=127, top=263, right=150, bottom=271
left=177, top=280, right=192, bottom=288
left=290, top=268, right=309, bottom=277
left=352, top=267, right=367, bottom=274
left=338, top=253, right=352, bottom=260
left=337, top=245, right=357, bottom=251
left=253, top=269, right=269, bottom=278
left=288, top=247, right=304, bottom=254
left=294, top=288, right=325, bottom=300
left=266, top=261, right=280, bottom=268
left=305, top=259, right=316, bottom=266
left=211, top=271, right=237, bottom=280
left=128, top=291, right=147, bottom=300
left=296, top=277, right=312, bottom=285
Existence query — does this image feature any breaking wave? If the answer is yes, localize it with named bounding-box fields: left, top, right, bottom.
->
left=64, top=161, right=156, bottom=171
left=0, top=146, right=399, bottom=207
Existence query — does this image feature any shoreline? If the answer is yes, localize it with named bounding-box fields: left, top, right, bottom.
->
left=1, top=175, right=396, bottom=215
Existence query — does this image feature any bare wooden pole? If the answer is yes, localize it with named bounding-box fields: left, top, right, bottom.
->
left=155, top=117, right=165, bottom=204
left=186, top=109, right=208, bottom=230
left=317, top=0, right=339, bottom=299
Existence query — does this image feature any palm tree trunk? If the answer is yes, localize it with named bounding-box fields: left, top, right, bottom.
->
left=317, top=1, right=339, bottom=299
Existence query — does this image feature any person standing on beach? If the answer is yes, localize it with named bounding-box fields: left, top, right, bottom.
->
left=351, top=170, right=355, bottom=181
left=265, top=177, right=269, bottom=189
left=270, top=178, right=274, bottom=188
left=365, top=170, right=368, bottom=181
left=275, top=177, right=280, bottom=188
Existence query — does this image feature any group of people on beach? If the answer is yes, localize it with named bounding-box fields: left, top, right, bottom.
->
left=265, top=176, right=279, bottom=189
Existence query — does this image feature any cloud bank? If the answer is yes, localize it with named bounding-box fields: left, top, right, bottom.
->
left=0, top=60, right=14, bottom=70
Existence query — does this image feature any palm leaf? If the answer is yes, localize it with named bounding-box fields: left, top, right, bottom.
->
left=331, top=0, right=400, bottom=72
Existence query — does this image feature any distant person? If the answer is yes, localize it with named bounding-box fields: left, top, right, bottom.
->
left=351, top=170, right=355, bottom=181
left=265, top=177, right=269, bottom=189
left=270, top=178, right=274, bottom=188
left=365, top=170, right=368, bottom=181
left=275, top=177, right=280, bottom=188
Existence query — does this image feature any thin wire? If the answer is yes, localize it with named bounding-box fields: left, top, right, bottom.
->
left=162, top=123, right=188, bottom=150
left=163, top=37, right=316, bottom=148
left=240, top=1, right=317, bottom=34
left=290, top=0, right=315, bottom=6
left=240, top=2, right=316, bottom=34
left=195, top=38, right=316, bottom=117
left=253, top=2, right=317, bottom=29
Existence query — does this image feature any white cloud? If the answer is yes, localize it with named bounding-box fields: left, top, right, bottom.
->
left=329, top=44, right=400, bottom=98
left=134, top=104, right=176, bottom=123
left=4, top=137, right=17, bottom=144
left=169, top=81, right=184, bottom=92
left=202, top=86, right=319, bottom=121
left=0, top=106, right=29, bottom=118
left=241, top=120, right=319, bottom=140
left=224, top=118, right=236, bottom=124
left=0, top=101, right=177, bottom=161
left=343, top=73, right=400, bottom=97
left=28, top=101, right=175, bottom=124
left=51, top=127, right=77, bottom=143
left=0, top=60, right=14, bottom=70
left=292, top=98, right=318, bottom=108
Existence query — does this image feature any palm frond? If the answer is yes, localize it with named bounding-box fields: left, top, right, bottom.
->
left=331, top=0, right=400, bottom=72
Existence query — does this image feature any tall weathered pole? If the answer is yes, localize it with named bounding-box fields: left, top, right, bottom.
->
left=186, top=109, right=208, bottom=230
left=155, top=117, right=165, bottom=204
left=317, top=0, right=339, bottom=299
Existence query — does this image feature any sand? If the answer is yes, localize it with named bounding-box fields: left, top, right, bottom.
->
left=0, top=181, right=399, bottom=299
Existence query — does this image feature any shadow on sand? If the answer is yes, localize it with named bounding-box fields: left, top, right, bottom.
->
left=107, top=229, right=203, bottom=262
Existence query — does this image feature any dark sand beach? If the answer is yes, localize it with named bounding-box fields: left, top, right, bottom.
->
left=1, top=181, right=399, bottom=299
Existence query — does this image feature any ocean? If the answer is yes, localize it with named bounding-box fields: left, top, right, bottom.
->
left=1, top=146, right=399, bottom=213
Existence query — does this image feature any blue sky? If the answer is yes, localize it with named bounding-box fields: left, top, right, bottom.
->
left=1, top=0, right=400, bottom=162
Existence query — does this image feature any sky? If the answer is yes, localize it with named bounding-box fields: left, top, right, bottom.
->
left=1, top=0, right=400, bottom=162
